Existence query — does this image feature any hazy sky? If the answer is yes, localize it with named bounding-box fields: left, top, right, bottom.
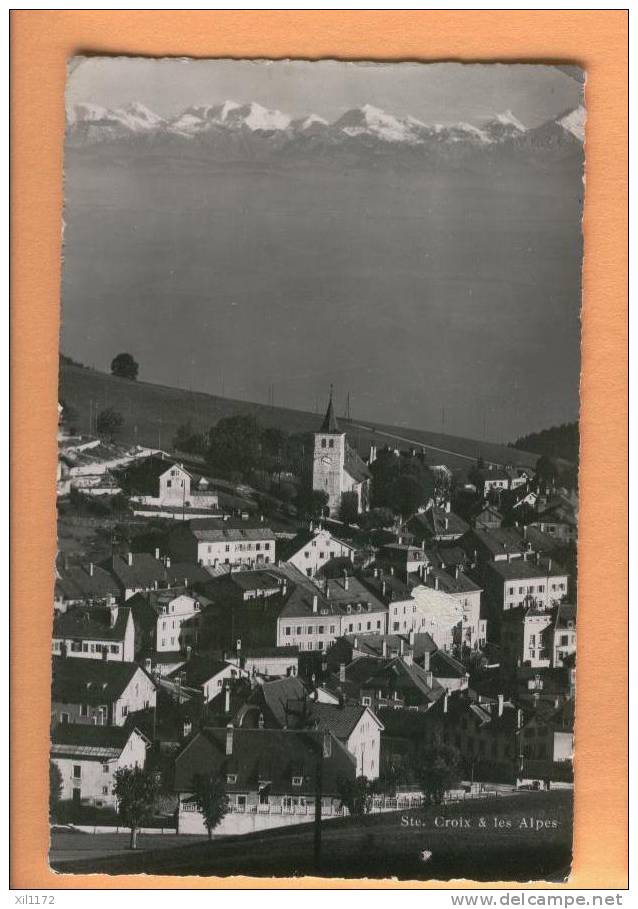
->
left=67, top=57, right=583, bottom=126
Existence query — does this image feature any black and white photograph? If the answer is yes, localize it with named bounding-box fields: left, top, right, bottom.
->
left=50, top=58, right=584, bottom=880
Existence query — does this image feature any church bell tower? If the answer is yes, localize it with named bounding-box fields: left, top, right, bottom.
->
left=312, top=387, right=346, bottom=517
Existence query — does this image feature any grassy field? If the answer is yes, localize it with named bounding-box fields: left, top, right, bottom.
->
left=60, top=362, right=538, bottom=471
left=50, top=790, right=572, bottom=882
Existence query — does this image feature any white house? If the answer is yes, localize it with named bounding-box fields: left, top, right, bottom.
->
left=52, top=605, right=135, bottom=663
left=51, top=725, right=148, bottom=808
left=168, top=519, right=276, bottom=569
left=283, top=525, right=356, bottom=578
left=51, top=657, right=157, bottom=727
left=126, top=456, right=219, bottom=511
left=308, top=702, right=384, bottom=780
left=169, top=656, right=249, bottom=704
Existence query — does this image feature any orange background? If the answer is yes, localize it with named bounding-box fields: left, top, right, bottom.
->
left=10, top=10, right=628, bottom=889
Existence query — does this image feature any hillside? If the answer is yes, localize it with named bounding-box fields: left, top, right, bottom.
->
left=513, top=422, right=579, bottom=464
left=59, top=361, right=538, bottom=470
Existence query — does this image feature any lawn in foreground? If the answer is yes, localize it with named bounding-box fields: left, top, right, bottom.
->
left=51, top=790, right=572, bottom=882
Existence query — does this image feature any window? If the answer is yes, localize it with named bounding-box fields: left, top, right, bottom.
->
left=305, top=552, right=310, bottom=559
left=166, top=480, right=172, bottom=488
left=509, top=587, right=514, bottom=595
left=307, top=626, right=314, bottom=634
left=538, top=585, right=544, bottom=593
left=285, top=627, right=291, bottom=636
left=296, top=626, right=302, bottom=635
left=330, top=625, right=335, bottom=634
left=292, top=776, right=303, bottom=787
left=329, top=439, right=334, bottom=449
left=318, top=625, right=324, bottom=634
left=321, top=439, right=327, bottom=448
left=73, top=765, right=81, bottom=779
left=226, top=774, right=237, bottom=784
left=110, top=645, right=118, bottom=654
left=80, top=704, right=89, bottom=718
left=362, top=696, right=372, bottom=707
left=102, top=786, right=109, bottom=796
left=121, top=706, right=128, bottom=717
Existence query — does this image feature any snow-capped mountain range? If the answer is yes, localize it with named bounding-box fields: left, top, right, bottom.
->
left=66, top=100, right=585, bottom=154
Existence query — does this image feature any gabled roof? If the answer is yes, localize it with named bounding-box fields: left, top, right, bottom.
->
left=422, top=566, right=482, bottom=595
left=414, top=508, right=469, bottom=538
left=344, top=444, right=372, bottom=484
left=176, top=519, right=275, bottom=543
left=463, top=527, right=526, bottom=558
left=428, top=649, right=467, bottom=680
left=53, top=606, right=132, bottom=642
left=362, top=657, right=444, bottom=705
left=51, top=723, right=144, bottom=759
left=486, top=556, right=567, bottom=582
left=169, top=654, right=236, bottom=688
left=554, top=602, right=576, bottom=630
left=304, top=702, right=383, bottom=739
left=55, top=564, right=120, bottom=602
left=51, top=656, right=153, bottom=705
left=245, top=676, right=308, bottom=728
left=121, top=455, right=190, bottom=496
left=344, top=632, right=437, bottom=661
left=101, top=553, right=168, bottom=590
left=176, top=727, right=356, bottom=797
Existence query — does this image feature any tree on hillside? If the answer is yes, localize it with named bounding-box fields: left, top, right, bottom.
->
left=173, top=421, right=207, bottom=455
left=111, top=352, right=139, bottom=381
left=392, top=474, right=427, bottom=519
left=207, top=414, right=262, bottom=480
left=96, top=407, right=124, bottom=439
left=295, top=487, right=329, bottom=521
left=49, top=761, right=63, bottom=822
left=369, top=449, right=400, bottom=509
left=188, top=772, right=229, bottom=841
left=339, top=491, right=359, bottom=527
left=113, top=766, right=160, bottom=850
left=415, top=744, right=461, bottom=805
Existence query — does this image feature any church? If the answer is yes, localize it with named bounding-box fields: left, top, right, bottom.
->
left=311, top=390, right=371, bottom=518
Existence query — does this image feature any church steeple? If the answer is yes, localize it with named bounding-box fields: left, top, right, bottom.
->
left=320, top=385, right=340, bottom=433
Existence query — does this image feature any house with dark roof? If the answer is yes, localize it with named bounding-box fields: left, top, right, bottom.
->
left=500, top=603, right=555, bottom=672
left=174, top=726, right=355, bottom=835
left=296, top=701, right=383, bottom=780
left=410, top=566, right=485, bottom=652
left=471, top=504, right=503, bottom=531
left=123, top=455, right=219, bottom=513
left=127, top=587, right=211, bottom=657
left=551, top=603, right=576, bottom=668
left=407, top=504, right=469, bottom=544
left=482, top=555, right=569, bottom=634
left=169, top=654, right=248, bottom=704
left=276, top=572, right=388, bottom=653
left=311, top=391, right=371, bottom=517
left=54, top=561, right=120, bottom=612
left=518, top=699, right=574, bottom=786
left=51, top=724, right=148, bottom=808
left=100, top=551, right=169, bottom=601
left=280, top=525, right=357, bottom=578
left=168, top=519, right=276, bottom=570
left=51, top=656, right=157, bottom=727
left=52, top=604, right=135, bottom=662
left=531, top=496, right=578, bottom=543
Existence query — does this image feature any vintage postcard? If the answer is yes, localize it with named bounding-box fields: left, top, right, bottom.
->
left=50, top=58, right=584, bottom=881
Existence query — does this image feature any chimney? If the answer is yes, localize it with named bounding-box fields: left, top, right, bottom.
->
left=183, top=720, right=192, bottom=738
left=389, top=566, right=395, bottom=576
left=343, top=572, right=349, bottom=591
left=225, top=723, right=234, bottom=756
left=422, top=649, right=430, bottom=671
left=109, top=603, right=119, bottom=628
left=455, top=566, right=460, bottom=580
left=548, top=558, right=552, bottom=572
left=399, top=638, right=405, bottom=656
left=381, top=580, right=387, bottom=598
left=517, top=708, right=523, bottom=729
left=101, top=646, right=108, bottom=661
left=186, top=645, right=192, bottom=660
left=127, top=552, right=133, bottom=567
left=397, top=536, right=403, bottom=545
left=165, top=556, right=171, bottom=568
left=258, top=712, right=265, bottom=729
left=408, top=629, right=415, bottom=646
left=434, top=576, right=440, bottom=591
left=224, top=685, right=231, bottom=714
left=425, top=670, right=433, bottom=688
left=445, top=500, right=451, bottom=514
left=444, top=518, right=449, bottom=531
left=312, top=595, right=318, bottom=614
left=144, top=657, right=152, bottom=673
left=89, top=562, right=94, bottom=577
left=155, top=547, right=160, bottom=559
left=497, top=694, right=504, bottom=717
left=353, top=636, right=358, bottom=650
left=443, top=691, right=449, bottom=713
left=339, top=663, right=346, bottom=683
left=382, top=639, right=388, bottom=658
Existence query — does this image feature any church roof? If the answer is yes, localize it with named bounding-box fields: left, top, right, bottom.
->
left=320, top=392, right=340, bottom=433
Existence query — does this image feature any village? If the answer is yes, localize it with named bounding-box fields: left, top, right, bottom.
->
left=50, top=379, right=578, bottom=862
